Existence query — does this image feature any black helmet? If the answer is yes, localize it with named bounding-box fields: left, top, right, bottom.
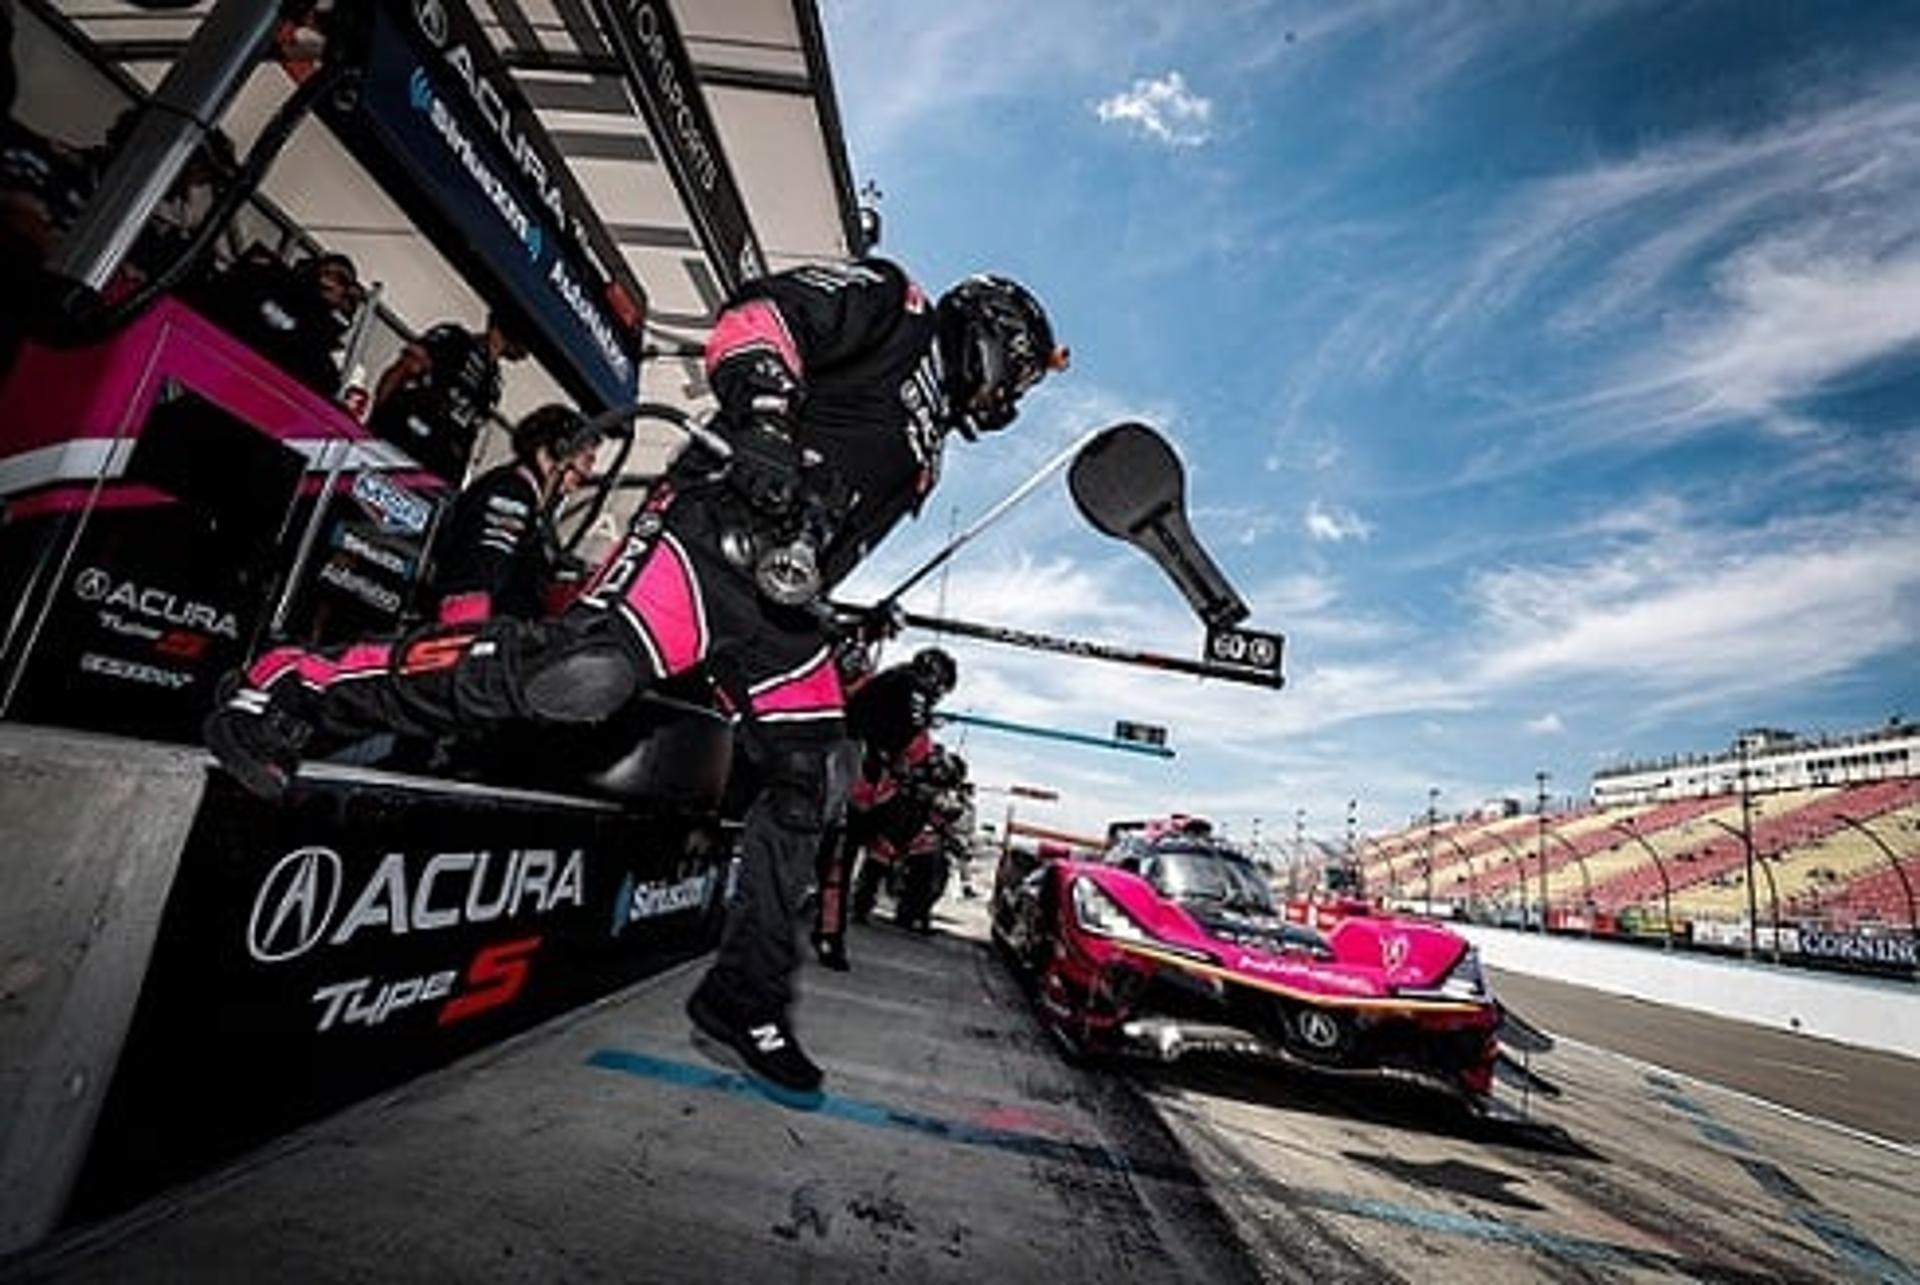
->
left=936, top=275, right=1066, bottom=438
left=911, top=646, right=958, bottom=696
left=511, top=404, right=594, bottom=465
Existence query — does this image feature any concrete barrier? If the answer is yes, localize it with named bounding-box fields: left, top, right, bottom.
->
left=1461, top=924, right=1920, bottom=1059
left=0, top=727, right=208, bottom=1256
left=0, top=723, right=731, bottom=1256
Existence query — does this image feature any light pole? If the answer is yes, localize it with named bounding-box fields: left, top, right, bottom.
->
left=1836, top=814, right=1918, bottom=937
left=1426, top=788, right=1440, bottom=914
left=1481, top=829, right=1534, bottom=925
left=1438, top=831, right=1479, bottom=920
left=1707, top=816, right=1778, bottom=963
left=1738, top=739, right=1759, bottom=959
left=1539, top=829, right=1594, bottom=934
left=1610, top=819, right=1675, bottom=951
left=1535, top=771, right=1551, bottom=933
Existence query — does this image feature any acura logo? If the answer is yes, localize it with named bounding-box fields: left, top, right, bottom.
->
left=248, top=846, right=344, bottom=962
left=74, top=568, right=111, bottom=601
left=1296, top=1009, right=1342, bottom=1050
left=415, top=0, right=448, bottom=46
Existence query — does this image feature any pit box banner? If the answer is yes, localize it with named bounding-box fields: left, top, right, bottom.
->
left=71, top=772, right=730, bottom=1223
left=318, top=0, right=646, bottom=409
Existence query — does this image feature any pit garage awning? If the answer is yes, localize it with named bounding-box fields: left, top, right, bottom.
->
left=50, top=0, right=866, bottom=455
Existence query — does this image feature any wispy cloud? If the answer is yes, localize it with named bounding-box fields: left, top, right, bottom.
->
left=1093, top=71, right=1214, bottom=148
left=1427, top=77, right=1920, bottom=459
left=1466, top=507, right=1920, bottom=708
left=1304, top=500, right=1374, bottom=544
left=1525, top=713, right=1565, bottom=736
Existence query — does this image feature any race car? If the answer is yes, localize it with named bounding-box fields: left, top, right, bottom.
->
left=990, top=820, right=1515, bottom=1105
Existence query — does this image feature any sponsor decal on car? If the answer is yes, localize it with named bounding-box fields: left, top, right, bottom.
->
left=248, top=845, right=585, bottom=963
left=1226, top=949, right=1377, bottom=996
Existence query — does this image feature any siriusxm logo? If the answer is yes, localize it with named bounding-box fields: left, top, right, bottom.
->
left=409, top=66, right=542, bottom=263
left=610, top=869, right=717, bottom=937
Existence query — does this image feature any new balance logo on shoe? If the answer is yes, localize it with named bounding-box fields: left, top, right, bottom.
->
left=227, top=686, right=271, bottom=714
left=751, top=1024, right=787, bottom=1054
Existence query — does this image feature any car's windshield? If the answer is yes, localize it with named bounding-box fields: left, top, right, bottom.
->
left=1150, top=847, right=1274, bottom=912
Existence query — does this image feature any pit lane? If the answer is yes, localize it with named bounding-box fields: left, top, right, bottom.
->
left=6, top=898, right=1915, bottom=1283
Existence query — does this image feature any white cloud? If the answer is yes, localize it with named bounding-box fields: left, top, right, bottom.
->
left=1467, top=508, right=1920, bottom=708
left=1525, top=713, right=1565, bottom=736
left=1304, top=500, right=1375, bottom=543
left=1094, top=71, right=1213, bottom=148
left=1425, top=78, right=1920, bottom=462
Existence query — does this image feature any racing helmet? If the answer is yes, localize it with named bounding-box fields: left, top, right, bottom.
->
left=910, top=646, right=958, bottom=697
left=936, top=275, right=1067, bottom=438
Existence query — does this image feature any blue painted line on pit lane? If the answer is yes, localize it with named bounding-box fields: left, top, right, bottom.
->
left=585, top=1047, right=1131, bottom=1173
left=1653, top=1091, right=1709, bottom=1116
left=1289, top=1190, right=1679, bottom=1272
left=1693, top=1120, right=1754, bottom=1152
left=1645, top=1072, right=1918, bottom=1283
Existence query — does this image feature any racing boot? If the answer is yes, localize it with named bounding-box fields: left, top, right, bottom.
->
left=811, top=932, right=851, bottom=972
left=203, top=671, right=314, bottom=801
left=686, top=978, right=824, bottom=1095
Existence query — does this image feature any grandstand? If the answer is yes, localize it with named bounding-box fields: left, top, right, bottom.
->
left=1352, top=769, right=1920, bottom=964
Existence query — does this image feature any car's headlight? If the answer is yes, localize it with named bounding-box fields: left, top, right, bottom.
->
left=1399, top=946, right=1488, bottom=1001
left=1071, top=877, right=1152, bottom=943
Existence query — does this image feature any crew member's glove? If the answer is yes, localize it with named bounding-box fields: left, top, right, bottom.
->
left=856, top=600, right=905, bottom=644
left=728, top=415, right=803, bottom=517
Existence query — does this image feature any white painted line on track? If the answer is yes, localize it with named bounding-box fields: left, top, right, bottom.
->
left=1751, top=1056, right=1847, bottom=1082
left=1549, top=1032, right=1920, bottom=1160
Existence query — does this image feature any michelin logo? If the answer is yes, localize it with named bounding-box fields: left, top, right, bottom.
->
left=610, top=869, right=717, bottom=936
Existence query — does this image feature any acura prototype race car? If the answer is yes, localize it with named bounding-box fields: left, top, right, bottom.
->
left=991, top=821, right=1536, bottom=1107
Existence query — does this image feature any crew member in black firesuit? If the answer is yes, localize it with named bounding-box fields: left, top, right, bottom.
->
left=893, top=749, right=971, bottom=934
left=812, top=645, right=957, bottom=969
left=371, top=310, right=529, bottom=484
left=849, top=738, right=964, bottom=929
left=205, top=260, right=1066, bottom=1093
left=425, top=404, right=602, bottom=627
left=185, top=245, right=366, bottom=395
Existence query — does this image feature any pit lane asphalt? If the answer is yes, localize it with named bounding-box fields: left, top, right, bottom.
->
left=8, top=894, right=1917, bottom=1283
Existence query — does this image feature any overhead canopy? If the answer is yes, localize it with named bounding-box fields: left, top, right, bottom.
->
left=51, top=0, right=865, bottom=442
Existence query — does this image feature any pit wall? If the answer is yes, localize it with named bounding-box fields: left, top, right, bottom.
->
left=1459, top=924, right=1920, bottom=1060
left=0, top=725, right=728, bottom=1257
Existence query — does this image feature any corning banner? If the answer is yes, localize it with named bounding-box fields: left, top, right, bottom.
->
left=318, top=0, right=646, bottom=408
left=68, top=774, right=729, bottom=1224
left=591, top=0, right=766, bottom=296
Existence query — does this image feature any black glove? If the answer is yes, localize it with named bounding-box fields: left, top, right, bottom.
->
left=856, top=601, right=905, bottom=644
left=728, top=415, right=802, bottom=516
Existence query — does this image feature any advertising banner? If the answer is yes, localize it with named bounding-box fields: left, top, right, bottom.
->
left=592, top=0, right=766, bottom=294
left=69, top=773, right=729, bottom=1223
left=319, top=0, right=646, bottom=409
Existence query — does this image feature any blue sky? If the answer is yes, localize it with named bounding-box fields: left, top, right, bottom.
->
left=817, top=0, right=1920, bottom=847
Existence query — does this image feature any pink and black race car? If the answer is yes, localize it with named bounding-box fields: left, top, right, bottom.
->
left=991, top=822, right=1533, bottom=1107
